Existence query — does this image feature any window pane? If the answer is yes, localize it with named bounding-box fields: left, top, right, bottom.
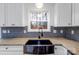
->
left=31, top=21, right=47, bottom=29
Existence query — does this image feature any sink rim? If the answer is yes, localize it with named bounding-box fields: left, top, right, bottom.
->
left=25, top=39, right=53, bottom=45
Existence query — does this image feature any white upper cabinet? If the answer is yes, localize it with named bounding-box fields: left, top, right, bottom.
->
left=0, top=3, right=25, bottom=27
left=54, top=3, right=72, bottom=27
left=72, top=3, right=79, bottom=26
left=24, top=3, right=55, bottom=27
left=5, top=3, right=24, bottom=27
left=2, top=3, right=79, bottom=27
left=0, top=4, right=5, bottom=27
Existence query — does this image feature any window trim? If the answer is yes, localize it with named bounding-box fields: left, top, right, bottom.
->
left=28, top=9, right=50, bottom=32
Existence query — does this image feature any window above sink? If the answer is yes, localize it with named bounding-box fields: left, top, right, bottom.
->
left=28, top=9, right=50, bottom=32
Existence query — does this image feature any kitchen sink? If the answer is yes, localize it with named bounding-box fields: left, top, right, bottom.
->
left=24, top=39, right=54, bottom=55
left=25, top=40, right=52, bottom=45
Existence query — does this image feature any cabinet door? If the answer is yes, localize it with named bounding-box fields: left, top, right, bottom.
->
left=0, top=52, right=23, bottom=55
left=0, top=4, right=5, bottom=27
left=72, top=3, right=79, bottom=26
left=54, top=46, right=67, bottom=55
left=54, top=3, right=71, bottom=27
left=6, top=3, right=23, bottom=27
left=0, top=46, right=23, bottom=55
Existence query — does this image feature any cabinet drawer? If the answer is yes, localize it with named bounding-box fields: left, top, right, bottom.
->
left=54, top=46, right=67, bottom=55
left=54, top=46, right=66, bottom=51
left=0, top=52, right=23, bottom=55
left=0, top=46, right=23, bottom=51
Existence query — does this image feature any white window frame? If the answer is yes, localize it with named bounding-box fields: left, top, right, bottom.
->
left=28, top=9, right=50, bottom=32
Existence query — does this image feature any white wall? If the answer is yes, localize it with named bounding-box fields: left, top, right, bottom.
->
left=23, top=3, right=55, bottom=26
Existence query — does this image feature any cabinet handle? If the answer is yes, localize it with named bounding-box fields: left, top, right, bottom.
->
left=3, top=24, right=5, bottom=26
left=68, top=23, right=71, bottom=25
left=12, top=24, right=15, bottom=26
left=5, top=47, right=8, bottom=50
left=54, top=48, right=57, bottom=49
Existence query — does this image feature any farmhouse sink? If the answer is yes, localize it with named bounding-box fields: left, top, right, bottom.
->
left=24, top=39, right=54, bottom=54
left=25, top=40, right=52, bottom=45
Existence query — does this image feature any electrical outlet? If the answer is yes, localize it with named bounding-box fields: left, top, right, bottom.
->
left=53, top=30, right=57, bottom=33
left=7, top=30, right=10, bottom=33
left=71, top=30, right=74, bottom=34
left=60, top=30, right=63, bottom=33
left=2, top=30, right=7, bottom=33
left=24, top=30, right=26, bottom=33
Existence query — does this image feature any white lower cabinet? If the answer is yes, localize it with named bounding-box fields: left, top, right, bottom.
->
left=0, top=46, right=23, bottom=55
left=54, top=45, right=67, bottom=55
left=0, top=52, right=23, bottom=55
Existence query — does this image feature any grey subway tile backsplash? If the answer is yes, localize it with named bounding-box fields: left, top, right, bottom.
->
left=63, top=27, right=79, bottom=41
left=1, top=26, right=79, bottom=41
left=1, top=26, right=64, bottom=38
